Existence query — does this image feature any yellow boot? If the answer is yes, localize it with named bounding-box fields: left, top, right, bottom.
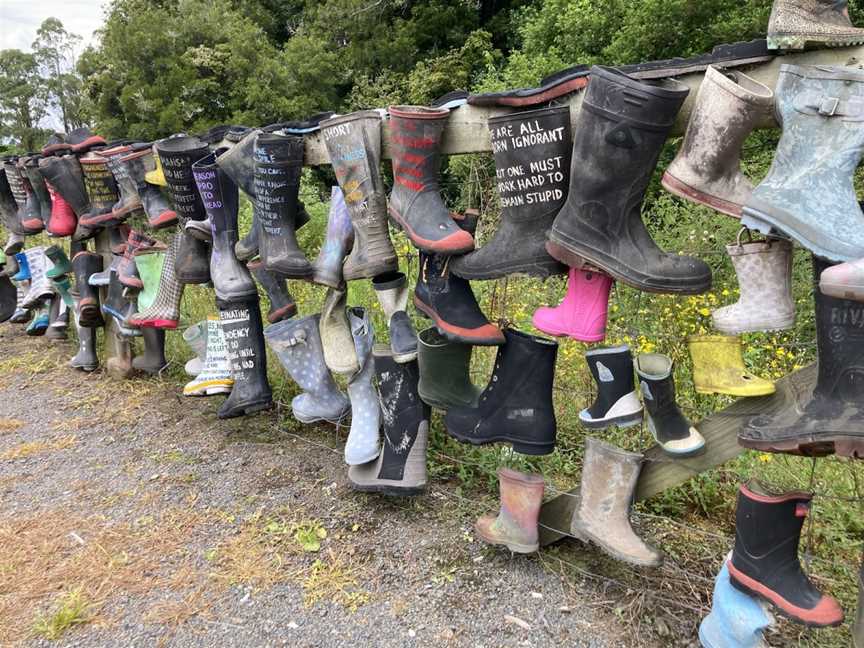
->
left=688, top=334, right=775, bottom=397
left=145, top=144, right=168, bottom=187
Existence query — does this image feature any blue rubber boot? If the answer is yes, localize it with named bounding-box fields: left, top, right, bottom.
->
left=699, top=558, right=773, bottom=648
left=11, top=252, right=30, bottom=282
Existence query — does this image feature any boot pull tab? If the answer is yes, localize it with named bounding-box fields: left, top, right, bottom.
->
left=736, top=226, right=753, bottom=249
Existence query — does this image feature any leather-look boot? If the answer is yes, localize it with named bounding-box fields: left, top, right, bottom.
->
left=451, top=106, right=570, bottom=279
left=580, top=345, right=643, bottom=429
left=475, top=468, right=544, bottom=554
left=386, top=106, right=474, bottom=254
left=253, top=133, right=312, bottom=277
left=768, top=0, right=864, bottom=49
left=348, top=347, right=430, bottom=495
left=570, top=437, right=663, bottom=567
left=193, top=152, right=256, bottom=301
left=344, top=307, right=380, bottom=465
left=312, top=186, right=353, bottom=288
left=72, top=251, right=104, bottom=327
left=728, top=481, right=843, bottom=627
left=248, top=260, right=296, bottom=323
left=742, top=65, right=864, bottom=261
left=216, top=296, right=273, bottom=418
left=78, top=151, right=121, bottom=227
left=445, top=328, right=557, bottom=455
left=663, top=66, right=773, bottom=218
left=133, top=328, right=168, bottom=375
left=417, top=326, right=480, bottom=411
left=741, top=256, right=864, bottom=456
left=372, top=271, right=417, bottom=362
left=321, top=111, right=398, bottom=278
left=128, top=234, right=184, bottom=329
left=320, top=286, right=359, bottom=375
left=119, top=147, right=177, bottom=228
left=184, top=316, right=234, bottom=396
left=547, top=66, right=711, bottom=294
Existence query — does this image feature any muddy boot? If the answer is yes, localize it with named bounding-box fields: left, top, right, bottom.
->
left=728, top=481, right=843, bottom=627
left=699, top=557, right=775, bottom=648
left=451, top=106, right=570, bottom=279
left=344, top=307, right=380, bottom=465
left=183, top=320, right=208, bottom=376
left=445, top=328, right=557, bottom=455
left=133, top=328, right=168, bottom=374
left=21, top=247, right=54, bottom=309
left=184, top=317, right=233, bottom=396
left=532, top=267, right=613, bottom=342
left=22, top=157, right=52, bottom=226
left=128, top=234, right=184, bottom=329
left=78, top=151, right=121, bottom=228
left=373, top=271, right=417, bottom=362
left=579, top=345, right=643, bottom=429
left=414, top=249, right=504, bottom=345
left=72, top=251, right=104, bottom=327
left=570, top=437, right=663, bottom=566
left=0, top=274, right=15, bottom=322
left=689, top=335, right=775, bottom=397
left=547, top=66, right=711, bottom=294
left=321, top=111, right=398, bottom=278
left=635, top=353, right=705, bottom=457
left=475, top=468, right=544, bottom=554
left=253, top=133, right=312, bottom=278
left=856, top=560, right=864, bottom=647
left=348, top=347, right=430, bottom=494
left=248, top=260, right=297, bottom=323
left=713, top=234, right=795, bottom=333
left=386, top=106, right=473, bottom=254
left=118, top=230, right=161, bottom=290
left=742, top=65, right=864, bottom=261
left=101, top=144, right=143, bottom=221
left=216, top=295, right=273, bottom=418
left=663, top=66, right=773, bottom=218
left=120, top=147, right=177, bottom=228
left=320, top=285, right=359, bottom=375
left=416, top=326, right=481, bottom=411
left=193, top=152, right=256, bottom=301
left=45, top=245, right=71, bottom=279
left=312, top=187, right=354, bottom=288
left=70, top=317, right=99, bottom=371
left=768, top=0, right=864, bottom=49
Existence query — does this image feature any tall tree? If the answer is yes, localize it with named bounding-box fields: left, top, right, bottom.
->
left=0, top=49, right=49, bottom=151
left=32, top=18, right=86, bottom=132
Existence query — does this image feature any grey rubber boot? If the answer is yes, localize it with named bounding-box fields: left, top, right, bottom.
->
left=742, top=64, right=864, bottom=262
left=312, top=187, right=354, bottom=288
left=320, top=285, right=359, bottom=375
left=133, top=328, right=168, bottom=374
left=713, top=233, right=795, bottom=334
left=345, top=307, right=380, bottom=466
left=183, top=320, right=208, bottom=377
left=70, top=318, right=99, bottom=372
left=184, top=317, right=234, bottom=396
left=372, top=271, right=417, bottom=363
left=348, top=346, right=430, bottom=495
left=320, top=111, right=397, bottom=280
left=663, top=65, right=774, bottom=218
left=264, top=313, right=350, bottom=424
left=570, top=437, right=663, bottom=567
left=768, top=0, right=864, bottom=49
left=416, top=326, right=481, bottom=410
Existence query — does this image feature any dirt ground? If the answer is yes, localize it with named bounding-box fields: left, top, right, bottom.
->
left=0, top=325, right=656, bottom=648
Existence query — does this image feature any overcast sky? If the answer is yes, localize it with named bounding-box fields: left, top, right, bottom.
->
left=1, top=0, right=106, bottom=52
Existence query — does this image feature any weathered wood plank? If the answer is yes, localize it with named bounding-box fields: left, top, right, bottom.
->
left=303, top=45, right=864, bottom=166
left=537, top=364, right=817, bottom=547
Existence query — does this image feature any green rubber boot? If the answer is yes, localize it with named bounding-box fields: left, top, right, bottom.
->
left=416, top=326, right=481, bottom=411
left=134, top=248, right=166, bottom=312
left=45, top=244, right=71, bottom=279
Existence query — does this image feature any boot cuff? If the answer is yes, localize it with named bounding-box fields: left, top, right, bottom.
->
left=635, top=352, right=672, bottom=379
left=585, top=66, right=688, bottom=129
left=372, top=271, right=406, bottom=292
left=706, top=65, right=774, bottom=107
left=418, top=326, right=449, bottom=348
left=321, top=110, right=383, bottom=129
left=118, top=148, right=153, bottom=163
left=498, top=467, right=545, bottom=487
left=741, top=480, right=812, bottom=504
left=585, top=344, right=631, bottom=358
left=688, top=334, right=739, bottom=345
left=585, top=436, right=644, bottom=463
left=780, top=63, right=864, bottom=85
left=255, top=132, right=305, bottom=161
left=156, top=136, right=209, bottom=155
left=504, top=327, right=558, bottom=352
left=590, top=65, right=690, bottom=101
left=264, top=313, right=316, bottom=342
left=389, top=105, right=449, bottom=120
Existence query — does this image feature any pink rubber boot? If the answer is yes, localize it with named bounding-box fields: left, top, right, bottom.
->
left=532, top=267, right=613, bottom=342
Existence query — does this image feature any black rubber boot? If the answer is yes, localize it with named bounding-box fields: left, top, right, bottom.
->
left=22, top=156, right=52, bottom=225
left=417, top=326, right=481, bottom=411
left=133, top=328, right=168, bottom=374
left=320, top=111, right=398, bottom=279
left=741, top=256, right=864, bottom=457
left=372, top=271, right=417, bottom=362
left=579, top=345, right=643, bottom=429
left=216, top=295, right=273, bottom=418
left=348, top=347, right=431, bottom=495
left=0, top=273, right=16, bottom=323
left=16, top=160, right=45, bottom=233
left=387, top=106, right=474, bottom=254
left=414, top=249, right=504, bottom=345
left=253, top=133, right=312, bottom=277
left=120, top=147, right=177, bottom=229
left=70, top=320, right=99, bottom=371
left=0, top=166, right=23, bottom=237
left=45, top=295, right=69, bottom=342
left=248, top=260, right=297, bottom=323
left=444, top=328, right=558, bottom=455
left=547, top=66, right=712, bottom=294
left=451, top=106, right=570, bottom=280
left=635, top=353, right=705, bottom=457
left=37, top=156, right=89, bottom=219
left=193, top=152, right=256, bottom=301
left=72, top=251, right=104, bottom=327
left=728, top=481, right=843, bottom=627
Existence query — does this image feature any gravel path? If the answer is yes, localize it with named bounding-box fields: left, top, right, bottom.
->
left=0, top=326, right=643, bottom=648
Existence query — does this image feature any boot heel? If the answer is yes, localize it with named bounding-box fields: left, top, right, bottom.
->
left=512, top=442, right=554, bottom=456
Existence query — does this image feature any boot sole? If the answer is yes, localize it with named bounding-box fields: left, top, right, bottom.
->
left=819, top=280, right=864, bottom=302
left=533, top=322, right=606, bottom=343
left=413, top=295, right=505, bottom=346
left=739, top=433, right=864, bottom=459
left=570, top=524, right=663, bottom=567
left=694, top=386, right=775, bottom=397
left=727, top=560, right=844, bottom=627
left=217, top=400, right=273, bottom=419
left=389, top=207, right=475, bottom=255
left=149, top=210, right=179, bottom=230
left=447, top=426, right=554, bottom=455
left=131, top=318, right=178, bottom=329
left=184, top=384, right=234, bottom=396
left=713, top=317, right=795, bottom=335
left=767, top=33, right=864, bottom=50
left=450, top=257, right=566, bottom=280
left=475, top=526, right=538, bottom=553
left=660, top=172, right=743, bottom=219
left=578, top=411, right=643, bottom=430
left=545, top=241, right=711, bottom=295
left=740, top=204, right=856, bottom=263
left=348, top=481, right=426, bottom=496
